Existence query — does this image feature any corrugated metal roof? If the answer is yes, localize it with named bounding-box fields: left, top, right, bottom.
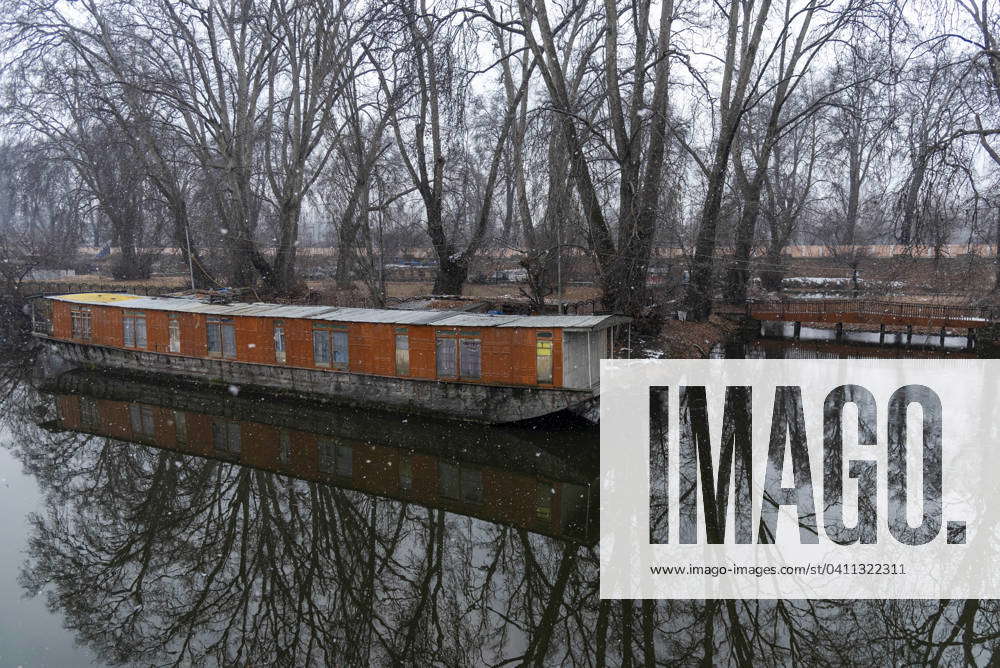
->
left=50, top=294, right=340, bottom=319
left=314, top=307, right=451, bottom=325
left=499, top=314, right=630, bottom=329
left=229, top=304, right=341, bottom=319
left=433, top=313, right=522, bottom=327
left=49, top=294, right=628, bottom=330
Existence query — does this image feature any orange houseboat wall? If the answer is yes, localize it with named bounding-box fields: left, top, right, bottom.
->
left=55, top=395, right=587, bottom=539
left=52, top=302, right=569, bottom=389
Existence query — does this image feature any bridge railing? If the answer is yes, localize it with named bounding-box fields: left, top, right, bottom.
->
left=721, top=299, right=996, bottom=323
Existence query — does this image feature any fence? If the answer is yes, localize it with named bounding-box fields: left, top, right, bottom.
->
left=719, top=299, right=998, bottom=327
left=19, top=281, right=185, bottom=300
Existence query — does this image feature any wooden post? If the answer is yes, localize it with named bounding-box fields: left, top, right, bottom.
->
left=793, top=321, right=801, bottom=340
left=939, top=326, right=946, bottom=348
left=968, top=328, right=976, bottom=351
left=835, top=322, right=844, bottom=341
left=879, top=323, right=886, bottom=345
left=906, top=325, right=913, bottom=347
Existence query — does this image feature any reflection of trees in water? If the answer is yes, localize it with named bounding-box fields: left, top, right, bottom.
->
left=0, top=308, right=35, bottom=415
left=11, top=416, right=604, bottom=666
left=6, top=381, right=1000, bottom=664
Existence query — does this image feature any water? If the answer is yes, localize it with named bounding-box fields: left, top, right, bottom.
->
left=0, top=363, right=600, bottom=665
left=0, top=341, right=993, bottom=665
left=713, top=323, right=979, bottom=359
left=758, top=321, right=974, bottom=350
left=0, top=434, right=90, bottom=666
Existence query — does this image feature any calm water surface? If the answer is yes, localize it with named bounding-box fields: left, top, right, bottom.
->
left=0, top=339, right=991, bottom=666
left=0, top=357, right=599, bottom=666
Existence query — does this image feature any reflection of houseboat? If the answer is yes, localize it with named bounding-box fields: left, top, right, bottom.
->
left=41, top=371, right=598, bottom=543
left=38, top=293, right=628, bottom=423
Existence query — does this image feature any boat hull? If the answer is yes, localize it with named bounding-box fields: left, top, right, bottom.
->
left=37, top=336, right=597, bottom=424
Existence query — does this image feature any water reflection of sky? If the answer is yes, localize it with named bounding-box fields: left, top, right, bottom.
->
left=0, top=429, right=96, bottom=667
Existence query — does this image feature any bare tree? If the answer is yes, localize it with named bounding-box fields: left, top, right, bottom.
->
left=825, top=42, right=900, bottom=248
left=504, top=0, right=676, bottom=320
left=724, top=0, right=872, bottom=302
left=684, top=0, right=776, bottom=319
left=263, top=0, right=366, bottom=295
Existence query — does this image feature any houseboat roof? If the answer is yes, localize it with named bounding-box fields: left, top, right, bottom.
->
left=50, top=293, right=630, bottom=330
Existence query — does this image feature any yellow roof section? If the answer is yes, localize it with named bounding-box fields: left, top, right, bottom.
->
left=55, top=293, right=142, bottom=303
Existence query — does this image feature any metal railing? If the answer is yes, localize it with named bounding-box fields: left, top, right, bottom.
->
left=721, top=299, right=997, bottom=324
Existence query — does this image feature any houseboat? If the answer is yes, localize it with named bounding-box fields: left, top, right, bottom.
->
left=37, top=293, right=629, bottom=423
left=40, top=370, right=598, bottom=543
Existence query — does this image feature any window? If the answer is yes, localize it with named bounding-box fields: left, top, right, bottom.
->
left=438, top=461, right=483, bottom=503
left=459, top=339, right=481, bottom=379
left=274, top=321, right=286, bottom=364
left=536, top=481, right=554, bottom=521
left=536, top=334, right=554, bottom=384
left=70, top=306, right=92, bottom=341
left=312, top=329, right=329, bottom=365
left=80, top=397, right=98, bottom=428
left=436, top=336, right=457, bottom=377
left=395, top=330, right=410, bottom=376
left=173, top=411, right=187, bottom=444
left=435, top=331, right=481, bottom=380
left=207, top=317, right=236, bottom=358
left=335, top=444, right=353, bottom=477
left=129, top=404, right=156, bottom=437
left=123, top=311, right=147, bottom=349
left=278, top=430, right=290, bottom=465
left=318, top=440, right=352, bottom=477
left=313, top=326, right=349, bottom=369
left=168, top=315, right=181, bottom=353
left=399, top=455, right=413, bottom=491
left=212, top=420, right=241, bottom=456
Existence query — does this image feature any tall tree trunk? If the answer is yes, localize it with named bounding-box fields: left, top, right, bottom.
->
left=112, top=219, right=146, bottom=280
left=688, top=117, right=742, bottom=319
left=726, top=172, right=765, bottom=302
left=719, top=0, right=825, bottom=304
left=272, top=200, right=301, bottom=295
left=899, top=153, right=928, bottom=247
left=334, top=220, right=360, bottom=290
left=686, top=0, right=773, bottom=320
left=433, top=257, right=468, bottom=295
left=335, top=118, right=393, bottom=290
left=844, top=146, right=862, bottom=246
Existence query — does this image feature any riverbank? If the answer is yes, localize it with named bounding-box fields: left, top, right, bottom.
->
left=638, top=315, right=739, bottom=359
